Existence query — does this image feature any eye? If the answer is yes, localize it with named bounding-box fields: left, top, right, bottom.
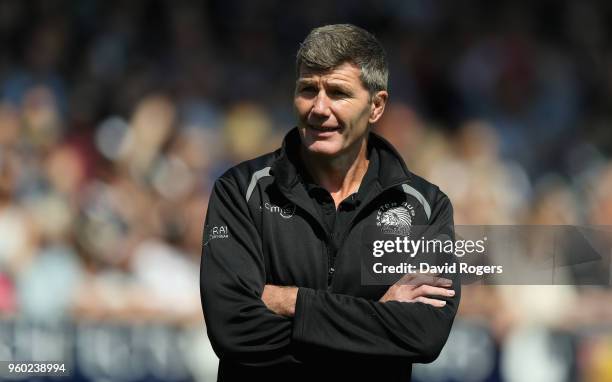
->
left=299, top=86, right=316, bottom=94
left=329, top=90, right=348, bottom=97
left=328, top=87, right=351, bottom=98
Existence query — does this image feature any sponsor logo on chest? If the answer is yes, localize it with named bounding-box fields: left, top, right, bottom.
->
left=263, top=202, right=296, bottom=219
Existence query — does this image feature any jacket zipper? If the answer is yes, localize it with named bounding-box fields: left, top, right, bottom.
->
left=326, top=233, right=336, bottom=287
left=327, top=181, right=410, bottom=286
left=281, top=179, right=410, bottom=289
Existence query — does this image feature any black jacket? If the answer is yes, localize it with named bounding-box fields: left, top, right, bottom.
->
left=200, top=128, right=460, bottom=382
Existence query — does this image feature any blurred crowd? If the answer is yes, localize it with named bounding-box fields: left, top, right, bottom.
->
left=1, top=0, right=612, bottom=380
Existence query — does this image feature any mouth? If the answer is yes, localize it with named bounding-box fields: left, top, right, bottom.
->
left=307, top=124, right=341, bottom=132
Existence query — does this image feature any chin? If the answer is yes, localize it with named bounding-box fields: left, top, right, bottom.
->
left=302, top=140, right=343, bottom=157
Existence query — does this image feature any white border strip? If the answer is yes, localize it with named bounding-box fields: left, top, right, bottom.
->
left=246, top=167, right=272, bottom=202
left=401, top=184, right=431, bottom=220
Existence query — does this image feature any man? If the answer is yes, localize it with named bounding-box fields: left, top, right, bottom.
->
left=201, top=24, right=460, bottom=381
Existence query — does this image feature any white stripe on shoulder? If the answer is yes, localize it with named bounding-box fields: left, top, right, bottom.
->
left=401, top=184, right=431, bottom=220
left=246, top=167, right=272, bottom=202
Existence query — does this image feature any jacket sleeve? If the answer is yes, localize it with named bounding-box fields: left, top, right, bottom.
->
left=200, top=176, right=293, bottom=365
left=292, top=193, right=460, bottom=363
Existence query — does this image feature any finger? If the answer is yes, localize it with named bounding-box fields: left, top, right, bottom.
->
left=396, top=273, right=452, bottom=287
left=396, top=273, right=434, bottom=286
left=415, top=296, right=447, bottom=307
left=416, top=285, right=455, bottom=298
left=431, top=275, right=453, bottom=287
left=396, top=273, right=417, bottom=285
left=420, top=273, right=453, bottom=287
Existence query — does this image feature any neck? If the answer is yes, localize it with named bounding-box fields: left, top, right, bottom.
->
left=300, top=136, right=370, bottom=207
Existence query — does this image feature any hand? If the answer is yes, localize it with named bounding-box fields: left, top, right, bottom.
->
left=380, top=273, right=454, bottom=307
left=262, top=285, right=298, bottom=317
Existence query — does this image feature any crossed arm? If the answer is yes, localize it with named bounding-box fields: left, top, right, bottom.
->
left=262, top=274, right=455, bottom=317
left=202, top=177, right=459, bottom=364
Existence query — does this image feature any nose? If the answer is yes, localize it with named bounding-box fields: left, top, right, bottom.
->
left=311, top=90, right=331, bottom=118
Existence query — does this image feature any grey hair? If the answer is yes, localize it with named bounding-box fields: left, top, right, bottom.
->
left=296, top=24, right=388, bottom=94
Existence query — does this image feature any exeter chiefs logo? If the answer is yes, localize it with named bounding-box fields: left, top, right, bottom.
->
left=376, top=202, right=415, bottom=236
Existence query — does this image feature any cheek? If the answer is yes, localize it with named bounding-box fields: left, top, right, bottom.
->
left=294, top=100, right=311, bottom=119
left=335, top=103, right=370, bottom=127
left=330, top=103, right=351, bottom=121
left=359, top=104, right=374, bottom=123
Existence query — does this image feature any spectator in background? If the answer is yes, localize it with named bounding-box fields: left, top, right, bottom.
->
left=0, top=2, right=611, bottom=380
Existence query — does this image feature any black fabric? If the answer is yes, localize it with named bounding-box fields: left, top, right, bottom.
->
left=298, top=144, right=380, bottom=282
left=200, top=127, right=460, bottom=382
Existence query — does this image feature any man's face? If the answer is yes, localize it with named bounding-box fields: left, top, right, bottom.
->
left=294, top=62, right=387, bottom=157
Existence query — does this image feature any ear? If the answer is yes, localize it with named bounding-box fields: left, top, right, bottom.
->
left=369, top=90, right=388, bottom=124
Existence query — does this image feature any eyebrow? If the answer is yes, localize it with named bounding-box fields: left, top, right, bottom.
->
left=324, top=83, right=355, bottom=95
left=326, top=82, right=352, bottom=90
left=296, top=79, right=352, bottom=91
left=296, top=79, right=316, bottom=86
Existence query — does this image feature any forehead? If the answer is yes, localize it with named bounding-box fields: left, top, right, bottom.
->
left=297, top=62, right=365, bottom=87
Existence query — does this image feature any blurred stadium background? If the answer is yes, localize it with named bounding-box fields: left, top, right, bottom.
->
left=0, top=0, right=612, bottom=381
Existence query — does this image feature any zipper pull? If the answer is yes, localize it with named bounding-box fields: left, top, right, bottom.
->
left=327, top=267, right=335, bottom=285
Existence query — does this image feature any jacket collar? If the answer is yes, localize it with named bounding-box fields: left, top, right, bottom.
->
left=271, top=127, right=413, bottom=194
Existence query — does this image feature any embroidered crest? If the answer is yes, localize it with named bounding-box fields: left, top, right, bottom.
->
left=376, top=202, right=415, bottom=236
